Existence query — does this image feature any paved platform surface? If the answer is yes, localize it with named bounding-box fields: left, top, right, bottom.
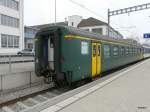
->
left=39, top=59, right=150, bottom=112
left=58, top=59, right=150, bottom=112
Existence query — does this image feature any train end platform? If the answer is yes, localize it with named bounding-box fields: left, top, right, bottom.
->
left=37, top=59, right=150, bottom=112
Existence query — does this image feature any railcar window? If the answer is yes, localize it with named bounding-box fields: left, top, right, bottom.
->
left=120, top=47, right=125, bottom=56
left=104, top=45, right=110, bottom=58
left=138, top=48, right=140, bottom=54
left=113, top=46, right=119, bottom=56
left=128, top=48, right=130, bottom=55
left=81, top=41, right=89, bottom=55
left=129, top=48, right=132, bottom=55
left=133, top=48, right=135, bottom=55
left=142, top=48, right=144, bottom=54
left=140, top=48, right=143, bottom=54
left=144, top=49, right=146, bottom=53
left=126, top=47, right=129, bottom=55
left=135, top=48, right=137, bottom=55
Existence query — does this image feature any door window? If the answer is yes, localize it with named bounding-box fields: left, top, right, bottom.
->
left=98, top=45, right=100, bottom=56
left=93, top=45, right=96, bottom=57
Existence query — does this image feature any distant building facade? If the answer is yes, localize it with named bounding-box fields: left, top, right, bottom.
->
left=77, top=17, right=123, bottom=39
left=31, top=15, right=123, bottom=40
left=68, top=15, right=82, bottom=27
left=0, top=0, right=24, bottom=54
left=24, top=26, right=37, bottom=49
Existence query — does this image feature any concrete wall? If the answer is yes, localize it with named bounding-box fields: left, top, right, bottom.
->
left=0, top=60, right=44, bottom=92
left=0, top=71, right=43, bottom=91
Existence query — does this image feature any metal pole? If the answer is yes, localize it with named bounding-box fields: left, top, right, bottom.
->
left=108, top=9, right=110, bottom=37
left=30, top=72, right=31, bottom=88
left=9, top=55, right=11, bottom=73
left=0, top=75, right=3, bottom=95
left=55, top=0, right=56, bottom=25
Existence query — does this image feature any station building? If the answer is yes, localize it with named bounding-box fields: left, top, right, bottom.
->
left=0, top=0, right=24, bottom=54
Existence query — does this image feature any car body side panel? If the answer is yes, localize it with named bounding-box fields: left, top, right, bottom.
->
left=61, top=34, right=92, bottom=82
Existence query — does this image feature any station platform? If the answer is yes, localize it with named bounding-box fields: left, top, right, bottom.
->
left=38, top=59, right=150, bottom=112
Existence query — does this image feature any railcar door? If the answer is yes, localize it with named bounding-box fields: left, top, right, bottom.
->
left=96, top=43, right=101, bottom=75
left=92, top=43, right=101, bottom=77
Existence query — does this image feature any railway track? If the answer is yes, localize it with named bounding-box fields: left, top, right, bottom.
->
left=0, top=86, right=72, bottom=112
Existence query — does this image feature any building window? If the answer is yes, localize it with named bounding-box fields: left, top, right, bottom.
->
left=8, top=35, right=13, bottom=48
left=104, top=45, right=110, bottom=58
left=14, top=36, right=19, bottom=48
left=0, top=14, right=19, bottom=28
left=81, top=41, right=89, bottom=55
left=92, top=28, right=103, bottom=34
left=113, top=46, right=119, bottom=56
left=0, top=0, right=19, bottom=10
left=1, top=34, right=7, bottom=48
left=1, top=34, right=19, bottom=48
left=28, top=43, right=33, bottom=49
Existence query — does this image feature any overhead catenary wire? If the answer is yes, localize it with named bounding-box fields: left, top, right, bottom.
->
left=67, top=0, right=139, bottom=38
left=68, top=0, right=107, bottom=22
left=67, top=0, right=123, bottom=31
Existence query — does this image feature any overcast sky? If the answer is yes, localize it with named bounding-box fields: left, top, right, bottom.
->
left=24, top=0, right=150, bottom=44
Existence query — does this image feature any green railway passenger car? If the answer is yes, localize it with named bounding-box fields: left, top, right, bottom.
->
left=35, top=26, right=150, bottom=85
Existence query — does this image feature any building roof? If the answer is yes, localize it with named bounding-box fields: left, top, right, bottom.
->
left=78, top=17, right=107, bottom=27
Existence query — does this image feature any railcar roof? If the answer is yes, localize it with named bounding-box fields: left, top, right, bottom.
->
left=37, top=25, right=142, bottom=47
